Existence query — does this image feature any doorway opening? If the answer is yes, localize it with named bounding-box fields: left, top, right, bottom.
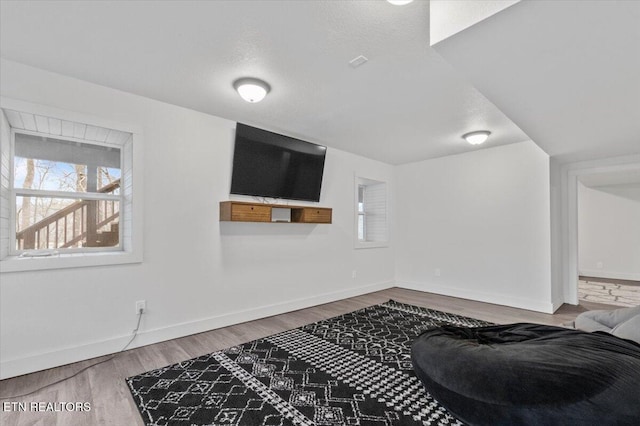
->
left=575, top=168, right=640, bottom=308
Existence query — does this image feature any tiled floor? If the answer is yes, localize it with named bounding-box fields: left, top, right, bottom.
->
left=578, top=277, right=640, bottom=307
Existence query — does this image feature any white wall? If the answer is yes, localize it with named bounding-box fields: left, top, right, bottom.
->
left=578, top=183, right=640, bottom=280
left=395, top=141, right=554, bottom=313
left=0, top=59, right=395, bottom=378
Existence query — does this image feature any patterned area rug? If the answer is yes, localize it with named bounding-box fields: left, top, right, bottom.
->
left=127, top=300, right=491, bottom=425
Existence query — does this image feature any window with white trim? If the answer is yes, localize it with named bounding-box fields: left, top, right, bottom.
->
left=0, top=102, right=142, bottom=272
left=355, top=177, right=388, bottom=248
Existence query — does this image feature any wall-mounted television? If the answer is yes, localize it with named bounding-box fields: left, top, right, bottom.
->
left=230, top=123, right=327, bottom=202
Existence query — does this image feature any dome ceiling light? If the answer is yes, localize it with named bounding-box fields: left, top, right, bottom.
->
left=233, top=78, right=270, bottom=103
left=463, top=130, right=491, bottom=145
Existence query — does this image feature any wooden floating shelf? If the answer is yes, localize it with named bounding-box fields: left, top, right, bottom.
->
left=219, top=201, right=332, bottom=224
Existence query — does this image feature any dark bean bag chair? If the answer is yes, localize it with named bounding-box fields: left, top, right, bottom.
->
left=411, top=323, right=640, bottom=425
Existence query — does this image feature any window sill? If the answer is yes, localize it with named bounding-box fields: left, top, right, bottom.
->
left=354, top=241, right=389, bottom=250
left=0, top=250, right=142, bottom=273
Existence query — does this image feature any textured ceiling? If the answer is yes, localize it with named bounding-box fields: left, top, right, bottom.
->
left=433, top=0, right=640, bottom=163
left=579, top=168, right=640, bottom=202
left=0, top=0, right=530, bottom=165
left=429, top=0, right=519, bottom=45
left=579, top=169, right=640, bottom=188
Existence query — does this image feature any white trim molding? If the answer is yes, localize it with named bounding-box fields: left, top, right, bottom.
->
left=0, top=280, right=395, bottom=379
left=579, top=270, right=640, bottom=282
left=397, top=280, right=556, bottom=314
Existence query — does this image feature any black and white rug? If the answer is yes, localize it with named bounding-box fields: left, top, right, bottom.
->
left=127, top=300, right=491, bottom=425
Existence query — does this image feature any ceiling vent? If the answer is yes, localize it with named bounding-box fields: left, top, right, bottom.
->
left=349, top=55, right=369, bottom=68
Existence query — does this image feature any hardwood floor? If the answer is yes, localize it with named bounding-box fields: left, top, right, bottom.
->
left=0, top=288, right=610, bottom=426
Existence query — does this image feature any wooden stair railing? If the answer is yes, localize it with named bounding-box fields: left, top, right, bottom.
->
left=16, top=179, right=121, bottom=250
left=59, top=212, right=120, bottom=248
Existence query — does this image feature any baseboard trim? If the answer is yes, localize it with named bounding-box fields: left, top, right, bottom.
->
left=579, top=270, right=640, bottom=282
left=396, top=280, right=555, bottom=314
left=0, top=280, right=395, bottom=380
left=551, top=298, right=565, bottom=312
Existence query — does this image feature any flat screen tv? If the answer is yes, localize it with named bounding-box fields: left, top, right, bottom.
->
left=230, top=123, right=327, bottom=202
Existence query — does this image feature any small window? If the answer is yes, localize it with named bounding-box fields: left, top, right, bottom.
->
left=355, top=177, right=388, bottom=248
left=13, top=133, right=122, bottom=252
left=1, top=102, right=142, bottom=272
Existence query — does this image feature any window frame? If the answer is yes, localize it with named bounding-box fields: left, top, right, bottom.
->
left=354, top=176, right=389, bottom=249
left=10, top=128, right=124, bottom=256
left=0, top=96, right=144, bottom=272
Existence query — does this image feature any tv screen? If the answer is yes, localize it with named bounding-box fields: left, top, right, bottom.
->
left=230, top=123, right=327, bottom=202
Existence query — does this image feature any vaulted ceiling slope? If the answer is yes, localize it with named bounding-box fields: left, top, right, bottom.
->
left=0, top=0, right=529, bottom=165
left=433, top=0, right=640, bottom=163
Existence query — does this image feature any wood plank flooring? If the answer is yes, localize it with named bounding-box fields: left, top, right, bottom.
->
left=579, top=277, right=640, bottom=307
left=0, top=288, right=613, bottom=426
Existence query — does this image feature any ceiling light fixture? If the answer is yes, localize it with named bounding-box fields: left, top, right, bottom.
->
left=387, top=0, right=414, bottom=5
left=463, top=130, right=491, bottom=145
left=233, top=78, right=270, bottom=103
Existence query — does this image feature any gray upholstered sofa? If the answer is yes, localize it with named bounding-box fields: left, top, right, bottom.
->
left=575, top=305, right=640, bottom=343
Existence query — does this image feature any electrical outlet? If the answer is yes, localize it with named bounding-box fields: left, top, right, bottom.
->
left=352, top=270, right=357, bottom=279
left=136, top=300, right=146, bottom=314
left=435, top=268, right=441, bottom=277
left=596, top=262, right=603, bottom=269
